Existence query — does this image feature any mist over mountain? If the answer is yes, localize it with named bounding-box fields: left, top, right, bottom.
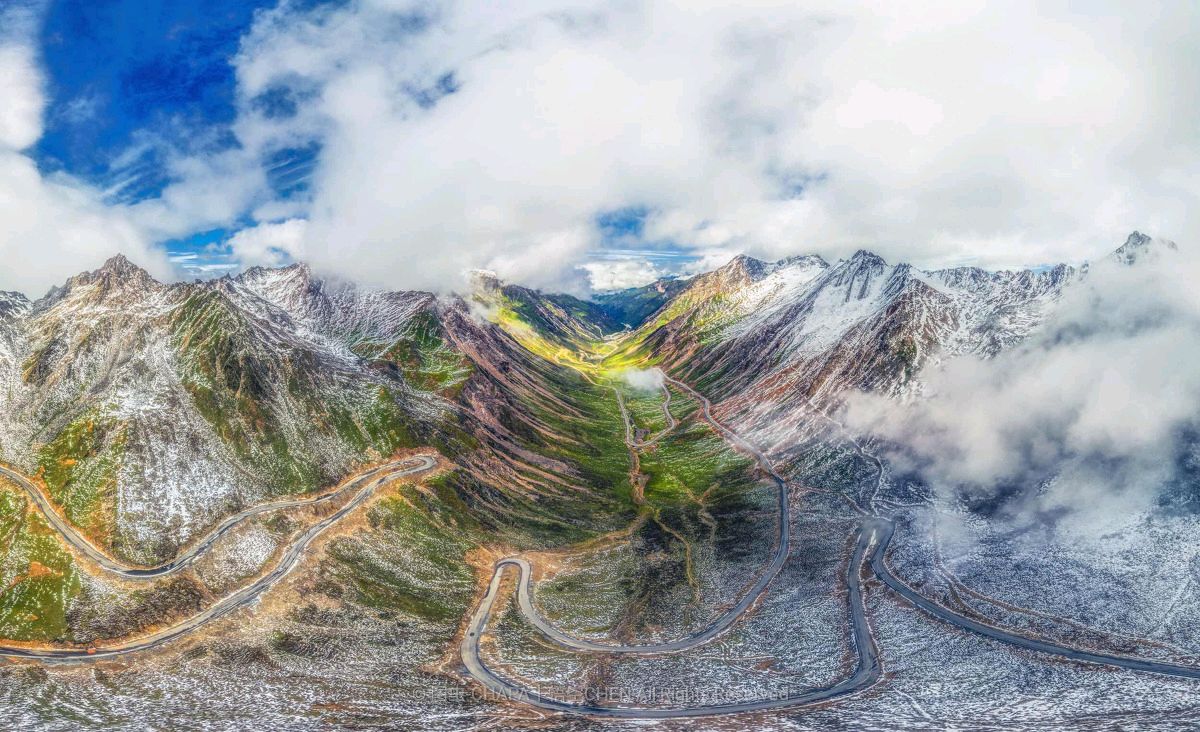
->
left=845, top=233, right=1196, bottom=533
left=1, top=231, right=1199, bottom=730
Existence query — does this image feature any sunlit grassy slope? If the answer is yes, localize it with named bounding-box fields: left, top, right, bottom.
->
left=0, top=479, right=80, bottom=642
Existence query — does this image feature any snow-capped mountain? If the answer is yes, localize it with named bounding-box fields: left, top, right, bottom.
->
left=0, top=232, right=1165, bottom=566
left=0, top=255, right=642, bottom=565
left=0, top=256, right=460, bottom=563
left=614, top=233, right=1167, bottom=465
left=633, top=246, right=1075, bottom=409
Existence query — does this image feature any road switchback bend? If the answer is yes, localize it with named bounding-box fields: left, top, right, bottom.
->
left=459, top=372, right=1200, bottom=718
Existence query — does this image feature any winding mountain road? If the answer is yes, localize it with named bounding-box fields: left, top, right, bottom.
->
left=0, top=455, right=437, bottom=662
left=460, top=373, right=1200, bottom=718
left=458, top=375, right=886, bottom=716
left=615, top=381, right=677, bottom=450
left=460, top=519, right=882, bottom=718
left=585, top=376, right=793, bottom=652
left=0, top=460, right=421, bottom=579
left=865, top=516, right=1200, bottom=681
left=6, top=371, right=1200, bottom=710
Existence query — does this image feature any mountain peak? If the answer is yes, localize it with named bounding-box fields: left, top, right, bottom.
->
left=90, top=253, right=158, bottom=284
left=717, top=254, right=770, bottom=281
left=0, top=290, right=30, bottom=318
left=847, top=249, right=888, bottom=267
left=468, top=269, right=503, bottom=296
left=98, top=253, right=138, bottom=274
left=239, top=261, right=313, bottom=285
left=53, top=252, right=162, bottom=303
left=1111, top=230, right=1177, bottom=265
left=777, top=254, right=829, bottom=270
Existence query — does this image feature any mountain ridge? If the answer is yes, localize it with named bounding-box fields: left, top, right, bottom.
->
left=0, top=231, right=1171, bottom=563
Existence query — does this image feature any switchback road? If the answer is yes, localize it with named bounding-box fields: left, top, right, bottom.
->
left=460, top=373, right=1200, bottom=718
left=0, top=460, right=413, bottom=579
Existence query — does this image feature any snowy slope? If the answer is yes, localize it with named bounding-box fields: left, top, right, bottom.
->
left=0, top=257, right=446, bottom=563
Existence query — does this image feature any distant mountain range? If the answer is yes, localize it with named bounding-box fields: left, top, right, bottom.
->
left=0, top=232, right=1170, bottom=564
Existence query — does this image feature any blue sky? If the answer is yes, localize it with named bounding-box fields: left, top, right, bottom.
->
left=38, top=1, right=268, bottom=183
left=33, top=0, right=304, bottom=277
left=21, top=0, right=697, bottom=287
left=0, top=1, right=1193, bottom=295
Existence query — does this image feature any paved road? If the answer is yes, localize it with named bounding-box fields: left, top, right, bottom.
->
left=460, top=374, right=1200, bottom=718
left=0, top=455, right=437, bottom=662
left=512, top=374, right=793, bottom=654
left=865, top=516, right=1200, bottom=681
left=459, top=518, right=882, bottom=718
left=458, top=374, right=888, bottom=716
left=0, top=461, right=412, bottom=579
left=621, top=382, right=678, bottom=449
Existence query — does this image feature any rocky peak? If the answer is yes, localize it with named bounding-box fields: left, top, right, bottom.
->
left=846, top=249, right=888, bottom=267
left=83, top=253, right=156, bottom=284
left=823, top=249, right=889, bottom=301
left=930, top=265, right=993, bottom=292
left=0, top=290, right=30, bottom=318
left=706, top=254, right=769, bottom=292
left=469, top=269, right=503, bottom=295
left=236, top=261, right=317, bottom=301
left=252, top=261, right=312, bottom=282
left=1111, top=230, right=1177, bottom=265
left=99, top=253, right=140, bottom=275
left=48, top=253, right=163, bottom=306
left=776, top=254, right=829, bottom=270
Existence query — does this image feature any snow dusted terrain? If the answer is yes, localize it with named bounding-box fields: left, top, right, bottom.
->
left=0, top=256, right=449, bottom=563
left=1, top=231, right=1197, bottom=730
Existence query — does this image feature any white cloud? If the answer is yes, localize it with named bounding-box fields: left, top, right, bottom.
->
left=129, top=147, right=272, bottom=242
left=216, top=0, right=1200, bottom=291
left=5, top=1, right=1200, bottom=293
left=620, top=367, right=665, bottom=392
left=843, top=241, right=1200, bottom=533
left=224, top=218, right=307, bottom=268
left=0, top=43, right=43, bottom=149
left=0, top=7, right=170, bottom=295
left=579, top=259, right=664, bottom=291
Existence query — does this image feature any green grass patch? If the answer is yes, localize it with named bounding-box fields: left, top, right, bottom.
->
left=638, top=418, right=755, bottom=508
left=0, top=483, right=81, bottom=642
left=322, top=488, right=477, bottom=623
left=371, top=312, right=473, bottom=397
left=36, top=411, right=125, bottom=542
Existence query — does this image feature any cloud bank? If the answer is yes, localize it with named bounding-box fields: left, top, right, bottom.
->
left=579, top=259, right=665, bottom=291
left=5, top=1, right=1200, bottom=293
left=844, top=241, right=1200, bottom=533
left=219, top=0, right=1200, bottom=290
left=225, top=218, right=308, bottom=269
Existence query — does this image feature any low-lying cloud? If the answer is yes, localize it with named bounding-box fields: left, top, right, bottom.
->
left=844, top=241, right=1200, bottom=533
left=579, top=259, right=665, bottom=292
left=621, top=367, right=665, bottom=392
